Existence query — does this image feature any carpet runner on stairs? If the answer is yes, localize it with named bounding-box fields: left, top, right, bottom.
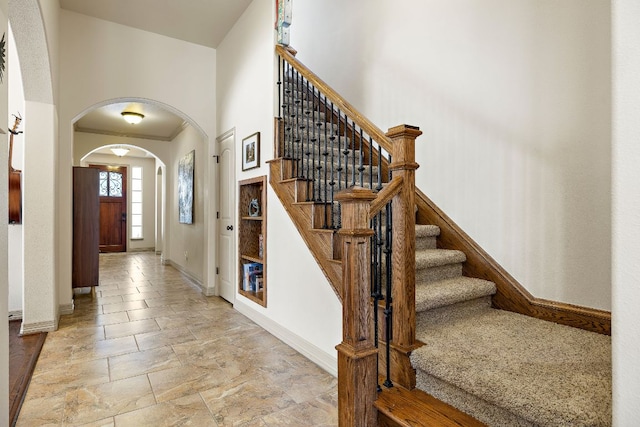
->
left=411, top=225, right=612, bottom=427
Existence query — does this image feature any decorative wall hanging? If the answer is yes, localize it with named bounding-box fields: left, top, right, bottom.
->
left=275, top=0, right=292, bottom=46
left=8, top=114, right=22, bottom=224
left=178, top=150, right=195, bottom=224
left=0, top=33, right=6, bottom=84
left=242, top=132, right=260, bottom=171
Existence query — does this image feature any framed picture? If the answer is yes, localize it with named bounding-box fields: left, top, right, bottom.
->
left=242, top=132, right=260, bottom=171
left=178, top=150, right=195, bottom=224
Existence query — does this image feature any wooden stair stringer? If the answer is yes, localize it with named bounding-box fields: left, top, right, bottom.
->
left=414, top=188, right=611, bottom=335
left=268, top=158, right=343, bottom=301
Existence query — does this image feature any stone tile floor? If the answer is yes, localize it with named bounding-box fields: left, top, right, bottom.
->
left=17, top=252, right=338, bottom=426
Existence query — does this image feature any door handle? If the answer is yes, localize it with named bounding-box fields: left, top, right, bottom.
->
left=226, top=225, right=233, bottom=231
left=122, top=213, right=126, bottom=222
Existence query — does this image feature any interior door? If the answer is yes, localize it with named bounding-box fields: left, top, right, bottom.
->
left=217, top=131, right=236, bottom=303
left=91, top=164, right=127, bottom=252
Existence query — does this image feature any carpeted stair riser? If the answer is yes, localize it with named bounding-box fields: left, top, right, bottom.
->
left=288, top=120, right=339, bottom=134
left=415, top=224, right=440, bottom=250
left=416, top=277, right=496, bottom=312
left=280, top=133, right=351, bottom=149
left=283, top=107, right=329, bottom=122
left=415, top=370, right=535, bottom=427
left=416, top=263, right=463, bottom=284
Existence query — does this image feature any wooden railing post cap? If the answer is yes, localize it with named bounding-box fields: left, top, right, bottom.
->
left=334, top=186, right=377, bottom=203
left=386, top=124, right=423, bottom=139
left=277, top=44, right=297, bottom=57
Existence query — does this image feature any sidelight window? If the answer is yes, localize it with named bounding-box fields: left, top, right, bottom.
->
left=131, top=166, right=143, bottom=239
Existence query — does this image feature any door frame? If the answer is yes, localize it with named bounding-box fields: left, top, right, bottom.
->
left=216, top=128, right=236, bottom=303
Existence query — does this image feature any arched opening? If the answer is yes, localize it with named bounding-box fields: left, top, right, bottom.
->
left=71, top=98, right=211, bottom=294
left=79, top=144, right=167, bottom=255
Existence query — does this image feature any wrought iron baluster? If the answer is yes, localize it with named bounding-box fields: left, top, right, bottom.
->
left=350, top=121, right=356, bottom=187
left=376, top=141, right=384, bottom=191
left=383, top=199, right=393, bottom=388
left=277, top=56, right=282, bottom=123
left=314, top=89, right=323, bottom=202
left=309, top=86, right=317, bottom=201
left=358, top=128, right=365, bottom=188
left=369, top=136, right=374, bottom=190
left=329, top=103, right=336, bottom=229
left=371, top=212, right=383, bottom=391
left=304, top=80, right=312, bottom=199
left=321, top=95, right=329, bottom=213
left=294, top=70, right=302, bottom=178
left=284, top=61, right=293, bottom=159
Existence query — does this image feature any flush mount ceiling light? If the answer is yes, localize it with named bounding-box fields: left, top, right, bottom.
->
left=110, top=147, right=130, bottom=157
left=121, top=111, right=144, bottom=124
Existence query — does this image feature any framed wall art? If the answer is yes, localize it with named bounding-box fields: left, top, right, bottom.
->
left=242, top=132, right=260, bottom=171
left=178, top=150, right=195, bottom=224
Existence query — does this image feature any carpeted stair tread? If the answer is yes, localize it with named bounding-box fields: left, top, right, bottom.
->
left=415, top=277, right=496, bottom=312
left=411, top=307, right=611, bottom=427
left=416, top=248, right=466, bottom=269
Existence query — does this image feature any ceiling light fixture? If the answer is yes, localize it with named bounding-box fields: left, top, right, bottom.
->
left=110, top=147, right=130, bottom=157
left=121, top=111, right=144, bottom=124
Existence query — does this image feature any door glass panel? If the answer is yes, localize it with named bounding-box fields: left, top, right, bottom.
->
left=109, top=172, right=123, bottom=197
left=99, top=171, right=109, bottom=196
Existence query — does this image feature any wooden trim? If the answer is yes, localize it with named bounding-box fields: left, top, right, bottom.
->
left=414, top=188, right=611, bottom=335
left=268, top=159, right=343, bottom=300
left=238, top=176, right=267, bottom=307
left=375, top=385, right=486, bottom=427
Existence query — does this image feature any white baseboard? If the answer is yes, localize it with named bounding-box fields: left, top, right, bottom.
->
left=234, top=299, right=337, bottom=377
left=165, top=259, right=204, bottom=291
left=21, top=319, right=57, bottom=335
left=8, top=310, right=22, bottom=321
left=59, top=302, right=74, bottom=316
left=202, top=286, right=217, bottom=297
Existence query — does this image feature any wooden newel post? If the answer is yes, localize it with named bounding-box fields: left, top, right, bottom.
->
left=387, top=124, right=423, bottom=390
left=335, top=187, right=378, bottom=427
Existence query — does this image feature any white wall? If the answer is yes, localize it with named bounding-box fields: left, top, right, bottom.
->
left=217, top=0, right=341, bottom=373
left=1, top=1, right=10, bottom=423
left=7, top=0, right=60, bottom=332
left=168, top=125, right=206, bottom=282
left=7, top=24, right=24, bottom=315
left=81, top=152, right=158, bottom=252
left=59, top=10, right=217, bottom=307
left=290, top=0, right=612, bottom=311
left=612, top=0, right=640, bottom=424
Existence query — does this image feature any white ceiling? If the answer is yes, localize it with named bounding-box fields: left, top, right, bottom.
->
left=74, top=101, right=187, bottom=142
left=62, top=0, right=253, bottom=147
left=59, top=0, right=253, bottom=49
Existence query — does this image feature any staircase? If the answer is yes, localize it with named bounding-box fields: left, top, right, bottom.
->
left=272, top=45, right=611, bottom=426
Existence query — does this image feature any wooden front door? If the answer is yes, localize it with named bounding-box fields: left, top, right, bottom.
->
left=91, top=165, right=127, bottom=252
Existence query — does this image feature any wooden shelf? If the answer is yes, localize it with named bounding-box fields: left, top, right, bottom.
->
left=238, top=176, right=267, bottom=307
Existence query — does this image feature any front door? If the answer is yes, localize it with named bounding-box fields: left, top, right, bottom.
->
left=91, top=164, right=127, bottom=252
left=217, top=131, right=235, bottom=303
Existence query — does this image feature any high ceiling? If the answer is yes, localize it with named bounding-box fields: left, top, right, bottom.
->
left=59, top=0, right=253, bottom=49
left=61, top=0, right=253, bottom=146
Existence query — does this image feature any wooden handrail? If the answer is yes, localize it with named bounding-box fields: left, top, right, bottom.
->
left=276, top=44, right=394, bottom=154
left=369, top=176, right=404, bottom=217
